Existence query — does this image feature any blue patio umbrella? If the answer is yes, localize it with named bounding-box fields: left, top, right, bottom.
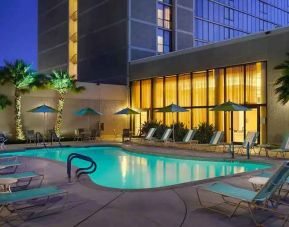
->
left=75, top=107, right=103, bottom=130
left=28, top=104, right=58, bottom=135
left=210, top=101, right=251, bottom=150
left=114, top=107, right=140, bottom=130
left=157, top=103, right=188, bottom=141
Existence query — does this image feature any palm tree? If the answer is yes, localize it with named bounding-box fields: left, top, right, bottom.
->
left=0, top=60, right=46, bottom=140
left=0, top=94, right=12, bottom=111
left=48, top=70, right=85, bottom=136
left=274, top=53, right=289, bottom=105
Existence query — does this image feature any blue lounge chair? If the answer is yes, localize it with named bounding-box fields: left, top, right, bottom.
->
left=0, top=156, right=21, bottom=174
left=0, top=186, right=67, bottom=220
left=197, top=161, right=289, bottom=226
left=270, top=134, right=289, bottom=158
left=0, top=171, right=44, bottom=190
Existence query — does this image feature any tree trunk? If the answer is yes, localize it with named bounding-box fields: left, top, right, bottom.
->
left=15, top=89, right=25, bottom=140
left=55, top=93, right=65, bottom=137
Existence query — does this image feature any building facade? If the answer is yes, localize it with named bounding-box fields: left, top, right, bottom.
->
left=129, top=27, right=289, bottom=144
left=39, top=0, right=289, bottom=85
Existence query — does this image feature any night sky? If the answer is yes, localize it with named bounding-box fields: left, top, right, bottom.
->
left=0, top=0, right=37, bottom=69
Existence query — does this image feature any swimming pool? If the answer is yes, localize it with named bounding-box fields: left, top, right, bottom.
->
left=2, top=146, right=271, bottom=189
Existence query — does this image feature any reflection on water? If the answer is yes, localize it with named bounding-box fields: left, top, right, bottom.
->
left=3, top=147, right=270, bottom=189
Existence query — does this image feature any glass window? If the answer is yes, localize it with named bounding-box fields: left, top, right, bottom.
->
left=157, top=29, right=172, bottom=54
left=141, top=79, right=151, bottom=109
left=226, top=66, right=244, bottom=104
left=192, top=108, right=207, bottom=128
left=192, top=72, right=207, bottom=106
left=179, top=110, right=191, bottom=128
left=165, top=76, right=177, bottom=105
left=131, top=81, right=140, bottom=109
left=153, top=77, right=164, bottom=108
left=246, top=62, right=266, bottom=104
left=178, top=74, right=191, bottom=107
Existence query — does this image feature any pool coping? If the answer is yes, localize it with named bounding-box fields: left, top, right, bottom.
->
left=1, top=143, right=279, bottom=192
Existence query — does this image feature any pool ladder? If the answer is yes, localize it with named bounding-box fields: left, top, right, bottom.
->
left=67, top=153, right=97, bottom=182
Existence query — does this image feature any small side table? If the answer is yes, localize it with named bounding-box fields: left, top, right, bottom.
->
left=0, top=178, right=17, bottom=193
left=248, top=176, right=268, bottom=191
left=258, top=144, right=272, bottom=157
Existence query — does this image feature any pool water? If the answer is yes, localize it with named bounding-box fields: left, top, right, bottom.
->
left=2, top=146, right=271, bottom=189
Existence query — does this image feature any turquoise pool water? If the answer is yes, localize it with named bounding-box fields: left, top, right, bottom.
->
left=2, top=146, right=271, bottom=189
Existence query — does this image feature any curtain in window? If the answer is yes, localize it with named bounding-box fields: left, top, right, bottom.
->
left=226, top=66, right=244, bottom=103
left=192, top=108, right=207, bottom=128
left=165, top=76, right=177, bottom=105
left=179, top=111, right=191, bottom=128
left=153, top=77, right=164, bottom=108
left=246, top=62, right=266, bottom=104
left=192, top=72, right=207, bottom=106
left=178, top=74, right=191, bottom=107
left=208, top=70, right=216, bottom=106
left=131, top=81, right=140, bottom=109
left=141, top=79, right=151, bottom=109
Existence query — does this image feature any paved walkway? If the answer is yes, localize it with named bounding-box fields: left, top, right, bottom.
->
left=1, top=143, right=288, bottom=227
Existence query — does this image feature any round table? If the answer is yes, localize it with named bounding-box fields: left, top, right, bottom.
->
left=0, top=178, right=17, bottom=193
left=248, top=176, right=268, bottom=191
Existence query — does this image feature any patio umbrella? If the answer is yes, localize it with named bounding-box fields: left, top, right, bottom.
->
left=114, top=107, right=140, bottom=131
left=210, top=101, right=251, bottom=148
left=75, top=107, right=103, bottom=130
left=28, top=104, right=58, bottom=136
left=157, top=103, right=188, bottom=142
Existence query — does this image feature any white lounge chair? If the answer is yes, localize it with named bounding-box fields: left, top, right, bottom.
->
left=176, top=129, right=197, bottom=144
left=236, top=131, right=258, bottom=154
left=143, top=128, right=157, bottom=141
left=153, top=128, right=172, bottom=143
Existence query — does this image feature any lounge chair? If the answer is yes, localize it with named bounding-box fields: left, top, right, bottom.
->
left=153, top=128, right=172, bottom=143
left=25, top=130, right=36, bottom=143
left=0, top=171, right=44, bottom=191
left=48, top=129, right=62, bottom=146
left=176, top=129, right=197, bottom=144
left=236, top=131, right=259, bottom=155
left=0, top=186, right=67, bottom=220
left=197, top=161, right=289, bottom=226
left=0, top=133, right=8, bottom=150
left=143, top=128, right=157, bottom=141
left=0, top=156, right=21, bottom=174
left=74, top=128, right=85, bottom=141
left=194, top=131, right=224, bottom=146
left=270, top=134, right=289, bottom=158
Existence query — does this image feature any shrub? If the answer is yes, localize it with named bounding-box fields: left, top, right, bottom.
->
left=170, top=122, right=188, bottom=141
left=141, top=120, right=162, bottom=135
left=195, top=122, right=215, bottom=144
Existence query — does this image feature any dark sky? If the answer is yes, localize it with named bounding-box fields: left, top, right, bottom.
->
left=0, top=0, right=37, bottom=69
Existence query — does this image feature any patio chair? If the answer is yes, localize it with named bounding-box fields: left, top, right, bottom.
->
left=143, top=128, right=157, bottom=141
left=175, top=129, right=197, bottom=144
left=194, top=131, right=224, bottom=146
left=0, top=156, right=21, bottom=174
left=153, top=128, right=173, bottom=143
left=0, top=132, right=8, bottom=150
left=0, top=186, right=67, bottom=220
left=74, top=128, right=84, bottom=141
left=197, top=161, right=289, bottom=226
left=270, top=134, right=289, bottom=158
left=236, top=131, right=259, bottom=155
left=0, top=171, right=44, bottom=191
left=122, top=129, right=131, bottom=142
left=48, top=129, right=62, bottom=146
left=25, top=130, right=36, bottom=143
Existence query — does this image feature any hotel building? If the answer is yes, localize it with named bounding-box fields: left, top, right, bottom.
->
left=38, top=0, right=289, bottom=143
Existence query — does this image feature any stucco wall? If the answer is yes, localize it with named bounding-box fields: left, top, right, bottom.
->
left=0, top=82, right=128, bottom=138
left=129, top=26, right=289, bottom=144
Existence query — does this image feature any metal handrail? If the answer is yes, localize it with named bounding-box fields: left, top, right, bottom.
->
left=67, top=153, right=97, bottom=181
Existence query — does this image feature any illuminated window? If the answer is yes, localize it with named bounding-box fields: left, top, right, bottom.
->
left=153, top=77, right=164, bottom=108
left=141, top=80, right=151, bottom=109
left=69, top=0, right=78, bottom=78
left=165, top=76, right=177, bottom=125
left=192, top=72, right=207, bottom=106
left=226, top=66, right=244, bottom=103
left=131, top=81, right=140, bottom=109
left=178, top=74, right=191, bottom=107
left=157, top=29, right=172, bottom=54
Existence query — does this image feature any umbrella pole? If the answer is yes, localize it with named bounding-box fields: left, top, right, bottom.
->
left=43, top=112, right=46, bottom=138
left=172, top=112, right=174, bottom=142
left=231, top=111, right=234, bottom=154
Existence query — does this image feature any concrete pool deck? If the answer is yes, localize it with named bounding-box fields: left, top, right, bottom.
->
left=1, top=142, right=289, bottom=227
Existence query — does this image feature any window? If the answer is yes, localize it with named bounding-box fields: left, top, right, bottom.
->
left=157, top=3, right=172, bottom=29
left=157, top=29, right=171, bottom=54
